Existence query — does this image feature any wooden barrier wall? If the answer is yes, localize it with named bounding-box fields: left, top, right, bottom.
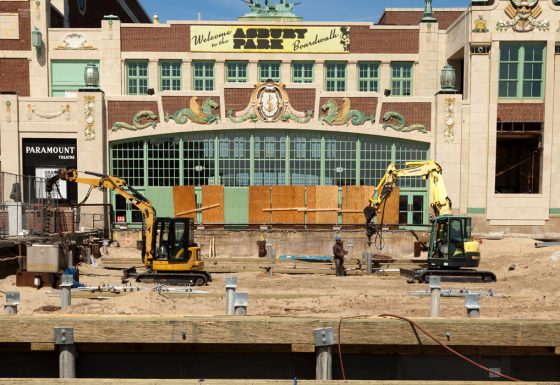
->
left=172, top=186, right=196, bottom=220
left=306, top=186, right=338, bottom=224
left=201, top=185, right=224, bottom=224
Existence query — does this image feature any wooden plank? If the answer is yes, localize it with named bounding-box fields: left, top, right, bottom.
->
left=172, top=186, right=196, bottom=221
left=342, top=186, right=373, bottom=224
left=249, top=186, right=271, bottom=224
left=177, top=204, right=220, bottom=216
left=306, top=186, right=338, bottom=224
left=201, top=185, right=224, bottom=224
left=0, top=316, right=559, bottom=348
left=271, top=186, right=304, bottom=224
left=377, top=186, right=400, bottom=225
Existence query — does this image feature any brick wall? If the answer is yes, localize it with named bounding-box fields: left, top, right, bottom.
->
left=350, top=26, right=418, bottom=54
left=0, top=1, right=30, bottom=51
left=377, top=10, right=464, bottom=30
left=107, top=101, right=160, bottom=128
left=497, top=103, right=544, bottom=122
left=224, top=88, right=254, bottom=112
left=0, top=58, right=30, bottom=96
left=162, top=96, right=220, bottom=118
left=121, top=25, right=190, bottom=52
left=285, top=88, right=315, bottom=112
left=319, top=97, right=378, bottom=117
left=380, top=102, right=431, bottom=130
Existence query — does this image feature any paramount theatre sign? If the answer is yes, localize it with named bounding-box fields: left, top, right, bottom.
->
left=191, top=25, right=350, bottom=53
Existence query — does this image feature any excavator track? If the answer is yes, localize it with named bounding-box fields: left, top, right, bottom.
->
left=123, top=267, right=211, bottom=286
left=400, top=268, right=496, bottom=283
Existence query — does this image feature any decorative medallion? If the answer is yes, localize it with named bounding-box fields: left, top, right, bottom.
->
left=5, top=101, right=11, bottom=123
left=444, top=98, right=455, bottom=142
left=382, top=112, right=427, bottom=133
left=227, top=80, right=313, bottom=123
left=320, top=98, right=374, bottom=126
left=35, top=0, right=41, bottom=20
left=27, top=104, right=70, bottom=120
left=165, top=97, right=219, bottom=125
left=112, top=111, right=158, bottom=131
left=55, top=33, right=95, bottom=50
left=496, top=0, right=550, bottom=32
left=84, top=96, right=95, bottom=141
left=473, top=15, right=489, bottom=32
left=77, top=0, right=87, bottom=16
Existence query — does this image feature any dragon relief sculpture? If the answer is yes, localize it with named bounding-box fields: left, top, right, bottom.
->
left=382, top=112, right=428, bottom=133
left=164, top=97, right=220, bottom=125
left=496, top=0, right=549, bottom=32
left=320, top=98, right=374, bottom=126
left=111, top=111, right=158, bottom=132
left=227, top=80, right=313, bottom=124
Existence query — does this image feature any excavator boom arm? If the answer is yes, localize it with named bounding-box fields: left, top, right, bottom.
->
left=46, top=168, right=157, bottom=266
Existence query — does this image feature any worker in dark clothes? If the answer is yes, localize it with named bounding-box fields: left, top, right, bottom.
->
left=333, top=235, right=348, bottom=276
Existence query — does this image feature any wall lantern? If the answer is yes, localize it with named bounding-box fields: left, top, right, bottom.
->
left=440, top=64, right=457, bottom=93
left=84, top=62, right=100, bottom=89
left=31, top=27, right=42, bottom=55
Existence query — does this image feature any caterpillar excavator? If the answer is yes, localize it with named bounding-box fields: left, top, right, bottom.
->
left=46, top=169, right=211, bottom=285
left=364, top=160, right=496, bottom=283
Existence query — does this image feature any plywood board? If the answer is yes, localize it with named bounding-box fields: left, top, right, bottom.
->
left=376, top=186, right=400, bottom=225
left=342, top=186, right=373, bottom=224
left=201, top=185, right=224, bottom=224
left=271, top=186, right=304, bottom=224
left=306, top=186, right=338, bottom=224
left=173, top=186, right=196, bottom=221
left=249, top=186, right=271, bottom=224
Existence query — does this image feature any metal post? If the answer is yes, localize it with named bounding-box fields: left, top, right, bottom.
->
left=85, top=246, right=92, bottom=264
left=465, top=293, right=481, bottom=318
left=429, top=275, right=441, bottom=318
left=233, top=292, right=248, bottom=316
left=55, top=328, right=76, bottom=378
left=314, top=327, right=334, bottom=380
left=67, top=250, right=73, bottom=269
left=60, top=274, right=73, bottom=310
left=225, top=276, right=237, bottom=316
left=366, top=252, right=373, bottom=274
left=102, top=239, right=109, bottom=255
left=4, top=291, right=19, bottom=314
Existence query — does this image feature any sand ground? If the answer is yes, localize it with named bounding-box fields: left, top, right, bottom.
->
left=1, top=238, right=559, bottom=319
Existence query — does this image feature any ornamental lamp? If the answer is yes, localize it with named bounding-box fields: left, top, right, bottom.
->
left=84, top=62, right=100, bottom=89
left=440, top=64, right=457, bottom=93
left=31, top=27, right=42, bottom=55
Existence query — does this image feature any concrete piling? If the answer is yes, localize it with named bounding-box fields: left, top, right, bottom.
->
left=4, top=291, right=19, bottom=314
left=465, top=293, right=481, bottom=318
left=233, top=292, right=248, bottom=316
left=60, top=274, right=73, bottom=310
left=55, top=327, right=76, bottom=378
left=314, top=327, right=334, bottom=380
left=225, top=276, right=237, bottom=315
left=429, top=275, right=441, bottom=318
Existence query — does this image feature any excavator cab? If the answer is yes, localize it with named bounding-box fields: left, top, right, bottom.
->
left=427, top=216, right=480, bottom=269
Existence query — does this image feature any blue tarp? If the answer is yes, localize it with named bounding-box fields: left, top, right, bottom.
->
left=276, top=255, right=333, bottom=262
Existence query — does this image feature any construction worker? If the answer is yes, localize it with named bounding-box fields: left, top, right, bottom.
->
left=333, top=235, right=348, bottom=276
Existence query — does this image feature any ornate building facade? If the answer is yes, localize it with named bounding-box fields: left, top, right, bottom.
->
left=1, top=0, right=560, bottom=235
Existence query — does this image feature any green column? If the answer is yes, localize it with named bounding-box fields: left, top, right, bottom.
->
left=214, top=135, right=220, bottom=185
left=320, top=136, right=326, bottom=185
left=356, top=138, right=361, bottom=186
left=179, top=136, right=184, bottom=184
left=284, top=133, right=290, bottom=185
left=249, top=133, right=255, bottom=185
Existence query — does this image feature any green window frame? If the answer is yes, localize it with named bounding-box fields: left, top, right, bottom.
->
left=325, top=62, right=347, bottom=92
left=358, top=62, right=380, bottom=92
left=192, top=61, right=215, bottom=91
left=499, top=42, right=545, bottom=98
left=259, top=61, right=281, bottom=82
left=292, top=62, right=314, bottom=83
left=126, top=60, right=149, bottom=95
left=226, top=61, right=248, bottom=83
left=184, top=134, right=216, bottom=186
left=290, top=134, right=321, bottom=185
left=160, top=60, right=182, bottom=91
left=325, top=136, right=356, bottom=186
left=391, top=62, right=413, bottom=96
left=219, top=134, right=251, bottom=187
left=254, top=133, right=287, bottom=185
left=147, top=138, right=180, bottom=186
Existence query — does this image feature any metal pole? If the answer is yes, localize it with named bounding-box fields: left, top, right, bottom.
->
left=85, top=246, right=92, bottom=264
left=4, top=291, right=19, bottom=315
left=465, top=293, right=481, bottom=318
left=60, top=274, right=73, bottom=310
left=55, top=328, right=76, bottom=378
left=314, top=327, right=334, bottom=380
left=225, top=276, right=237, bottom=316
left=429, top=275, right=441, bottom=318
left=366, top=252, right=373, bottom=274
left=233, top=292, right=248, bottom=316
left=102, top=239, right=109, bottom=255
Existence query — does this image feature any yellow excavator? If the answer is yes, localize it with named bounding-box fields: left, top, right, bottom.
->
left=46, top=169, right=211, bottom=285
left=364, top=160, right=496, bottom=283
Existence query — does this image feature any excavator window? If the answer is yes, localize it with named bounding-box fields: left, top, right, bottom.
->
left=448, top=218, right=466, bottom=259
